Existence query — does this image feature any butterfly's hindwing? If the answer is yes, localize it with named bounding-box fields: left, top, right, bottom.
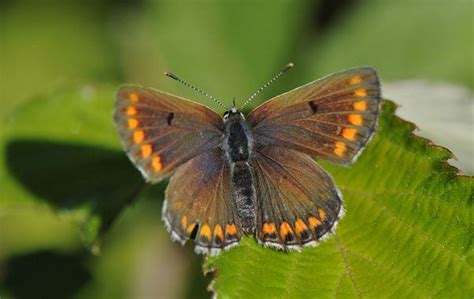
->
left=253, top=147, right=343, bottom=250
left=248, top=67, right=381, bottom=165
left=163, top=148, right=241, bottom=255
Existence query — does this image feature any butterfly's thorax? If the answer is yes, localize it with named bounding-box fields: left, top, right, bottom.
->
left=223, top=110, right=257, bottom=234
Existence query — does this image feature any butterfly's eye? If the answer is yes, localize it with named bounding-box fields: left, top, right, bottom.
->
left=223, top=112, right=229, bottom=121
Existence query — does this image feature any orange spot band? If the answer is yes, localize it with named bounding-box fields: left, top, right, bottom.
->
left=186, top=223, right=196, bottom=234
left=354, top=88, right=367, bottom=97
left=200, top=224, right=212, bottom=239
left=350, top=76, right=362, bottom=85
left=152, top=156, right=162, bottom=172
left=129, top=93, right=139, bottom=102
left=348, top=114, right=363, bottom=126
left=308, top=216, right=321, bottom=230
left=226, top=224, right=237, bottom=236
left=334, top=141, right=346, bottom=157
left=354, top=100, right=367, bottom=111
left=295, top=219, right=309, bottom=235
left=128, top=118, right=138, bottom=129
left=263, top=223, right=277, bottom=235
left=279, top=222, right=293, bottom=240
left=214, top=225, right=224, bottom=240
left=181, top=216, right=188, bottom=230
left=141, top=144, right=152, bottom=158
left=319, top=209, right=327, bottom=221
left=342, top=128, right=357, bottom=141
left=126, top=107, right=137, bottom=116
left=133, top=130, right=145, bottom=144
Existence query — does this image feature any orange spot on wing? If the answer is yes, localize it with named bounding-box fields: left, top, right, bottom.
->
left=294, top=218, right=309, bottom=236
left=152, top=156, right=162, bottom=172
left=348, top=114, right=363, bottom=126
left=200, top=224, right=212, bottom=239
left=126, top=107, right=137, bottom=116
left=128, top=118, right=138, bottom=129
left=354, top=88, right=367, bottom=97
left=129, top=93, right=139, bottom=102
left=354, top=100, right=367, bottom=111
left=181, top=216, right=188, bottom=230
left=279, top=222, right=293, bottom=240
left=133, top=130, right=145, bottom=144
left=186, top=223, right=196, bottom=234
left=214, top=225, right=224, bottom=240
left=350, top=76, right=362, bottom=85
left=141, top=144, right=152, bottom=158
left=319, top=209, right=327, bottom=221
left=334, top=141, right=346, bottom=157
left=342, top=128, right=357, bottom=141
left=263, top=223, right=277, bottom=235
left=308, top=216, right=321, bottom=230
left=225, top=224, right=238, bottom=236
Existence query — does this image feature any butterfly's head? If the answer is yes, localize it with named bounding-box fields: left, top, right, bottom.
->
left=223, top=106, right=245, bottom=123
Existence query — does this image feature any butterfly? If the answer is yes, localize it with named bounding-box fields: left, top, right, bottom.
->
left=114, top=64, right=381, bottom=255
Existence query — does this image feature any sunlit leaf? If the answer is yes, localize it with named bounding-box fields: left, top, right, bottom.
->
left=204, top=101, right=473, bottom=298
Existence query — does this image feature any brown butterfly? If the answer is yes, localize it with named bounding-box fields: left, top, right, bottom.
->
left=114, top=64, right=381, bottom=255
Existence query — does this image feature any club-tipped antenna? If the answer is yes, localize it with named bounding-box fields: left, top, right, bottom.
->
left=240, top=62, right=294, bottom=109
left=164, top=71, right=226, bottom=109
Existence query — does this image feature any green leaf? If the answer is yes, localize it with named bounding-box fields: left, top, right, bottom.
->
left=1, top=88, right=471, bottom=299
left=1, top=86, right=145, bottom=248
left=204, top=101, right=473, bottom=298
left=0, top=85, right=211, bottom=299
left=1, top=1, right=472, bottom=297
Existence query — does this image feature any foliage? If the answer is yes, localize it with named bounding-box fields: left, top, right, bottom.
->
left=0, top=0, right=472, bottom=298
left=205, top=101, right=473, bottom=298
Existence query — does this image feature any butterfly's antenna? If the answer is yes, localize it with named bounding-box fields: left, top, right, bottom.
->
left=164, top=71, right=226, bottom=109
left=240, top=62, right=294, bottom=110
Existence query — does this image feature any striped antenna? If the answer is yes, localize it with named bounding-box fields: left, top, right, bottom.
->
left=240, top=62, right=294, bottom=109
left=164, top=71, right=226, bottom=109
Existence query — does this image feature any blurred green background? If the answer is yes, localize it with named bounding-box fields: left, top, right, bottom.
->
left=0, top=0, right=472, bottom=298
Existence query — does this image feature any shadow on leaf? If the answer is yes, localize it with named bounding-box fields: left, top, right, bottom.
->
left=5, top=139, right=145, bottom=242
left=1, top=250, right=91, bottom=299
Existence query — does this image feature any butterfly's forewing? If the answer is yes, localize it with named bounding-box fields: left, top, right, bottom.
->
left=248, top=67, right=381, bottom=165
left=115, top=86, right=224, bottom=182
left=254, top=147, right=342, bottom=249
left=163, top=148, right=241, bottom=254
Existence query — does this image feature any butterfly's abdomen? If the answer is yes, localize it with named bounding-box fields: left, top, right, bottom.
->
left=224, top=118, right=256, bottom=234
left=230, top=161, right=256, bottom=234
